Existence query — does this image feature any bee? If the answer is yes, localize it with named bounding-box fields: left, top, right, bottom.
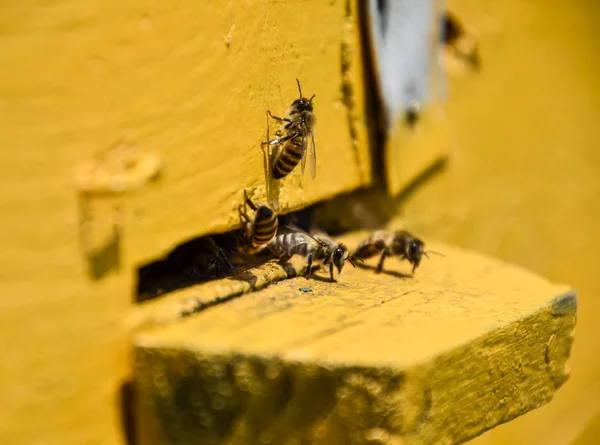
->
left=353, top=230, right=441, bottom=274
left=267, top=225, right=356, bottom=281
left=237, top=190, right=279, bottom=254
left=405, top=99, right=421, bottom=127
left=441, top=11, right=480, bottom=69
left=262, top=79, right=317, bottom=180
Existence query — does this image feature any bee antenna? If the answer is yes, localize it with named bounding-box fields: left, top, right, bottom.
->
left=309, top=94, right=315, bottom=102
left=296, top=78, right=303, bottom=98
left=424, top=251, right=445, bottom=258
left=346, top=256, right=357, bottom=268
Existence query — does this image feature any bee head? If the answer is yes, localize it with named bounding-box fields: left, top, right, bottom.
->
left=405, top=238, right=425, bottom=273
left=293, top=78, right=315, bottom=112
left=291, top=97, right=314, bottom=113
left=331, top=244, right=350, bottom=274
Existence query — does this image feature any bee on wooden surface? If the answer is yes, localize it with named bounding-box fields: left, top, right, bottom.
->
left=353, top=230, right=441, bottom=274
left=262, top=79, right=317, bottom=180
left=267, top=225, right=356, bottom=281
left=237, top=190, right=279, bottom=254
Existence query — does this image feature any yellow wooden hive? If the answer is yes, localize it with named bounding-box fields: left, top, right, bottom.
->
left=0, top=0, right=590, bottom=444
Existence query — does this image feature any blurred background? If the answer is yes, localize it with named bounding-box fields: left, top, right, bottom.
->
left=408, top=1, right=600, bottom=443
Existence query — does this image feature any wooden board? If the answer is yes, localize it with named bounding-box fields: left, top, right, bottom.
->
left=0, top=1, right=368, bottom=444
left=360, top=0, right=450, bottom=196
left=133, top=234, right=576, bottom=445
left=109, top=0, right=371, bottom=266
left=0, top=0, right=370, bottom=270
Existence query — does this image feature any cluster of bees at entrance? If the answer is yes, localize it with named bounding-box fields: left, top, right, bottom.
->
left=213, top=80, right=439, bottom=282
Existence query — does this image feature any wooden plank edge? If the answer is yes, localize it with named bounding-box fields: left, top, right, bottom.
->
left=131, top=290, right=576, bottom=445
left=128, top=259, right=305, bottom=333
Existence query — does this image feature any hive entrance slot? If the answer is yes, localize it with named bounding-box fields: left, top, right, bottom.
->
left=134, top=207, right=315, bottom=304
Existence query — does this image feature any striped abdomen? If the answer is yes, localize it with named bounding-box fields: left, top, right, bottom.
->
left=250, top=206, right=278, bottom=250
left=268, top=232, right=313, bottom=259
left=353, top=232, right=388, bottom=260
left=273, top=132, right=304, bottom=179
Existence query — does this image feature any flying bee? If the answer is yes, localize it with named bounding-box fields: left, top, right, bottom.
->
left=237, top=190, right=279, bottom=254
left=353, top=230, right=442, bottom=274
left=262, top=79, right=317, bottom=180
left=267, top=225, right=356, bottom=281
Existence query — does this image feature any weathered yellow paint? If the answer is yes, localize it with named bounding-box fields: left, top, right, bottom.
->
left=133, top=234, right=576, bottom=445
left=397, top=1, right=600, bottom=444
left=1, top=0, right=371, bottom=268
left=130, top=260, right=295, bottom=332
left=0, top=1, right=368, bottom=444
left=112, top=0, right=372, bottom=267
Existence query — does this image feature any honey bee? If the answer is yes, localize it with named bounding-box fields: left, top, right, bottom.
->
left=267, top=225, right=356, bottom=281
left=237, top=190, right=279, bottom=254
left=262, top=79, right=317, bottom=180
left=353, top=230, right=441, bottom=274
left=441, top=11, right=480, bottom=69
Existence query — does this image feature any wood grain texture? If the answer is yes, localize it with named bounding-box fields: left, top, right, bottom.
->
left=133, top=235, right=576, bottom=445
left=129, top=260, right=297, bottom=333
left=0, top=1, right=367, bottom=444
left=110, top=0, right=371, bottom=266
left=0, top=0, right=370, bottom=269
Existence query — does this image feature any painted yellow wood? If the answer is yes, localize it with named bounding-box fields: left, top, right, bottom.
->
left=0, top=1, right=368, bottom=444
left=133, top=234, right=576, bottom=445
left=385, top=105, right=451, bottom=196
left=399, top=1, right=600, bottom=443
left=110, top=0, right=371, bottom=266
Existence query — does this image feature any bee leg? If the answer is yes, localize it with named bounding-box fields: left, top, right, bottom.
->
left=263, top=111, right=293, bottom=146
left=262, top=131, right=297, bottom=147
left=214, top=258, right=221, bottom=279
left=207, top=237, right=233, bottom=274
left=238, top=204, right=251, bottom=225
left=305, top=251, right=315, bottom=279
left=214, top=248, right=233, bottom=278
left=376, top=251, right=388, bottom=274
left=267, top=110, right=292, bottom=123
left=219, top=248, right=233, bottom=271
left=329, top=263, right=336, bottom=282
left=277, top=253, right=292, bottom=265
left=243, top=190, right=258, bottom=212
left=238, top=197, right=255, bottom=245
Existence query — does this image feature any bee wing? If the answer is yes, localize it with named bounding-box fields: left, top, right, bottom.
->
left=307, top=133, right=317, bottom=180
left=282, top=223, right=327, bottom=247
left=300, top=130, right=308, bottom=174
left=300, top=123, right=317, bottom=180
